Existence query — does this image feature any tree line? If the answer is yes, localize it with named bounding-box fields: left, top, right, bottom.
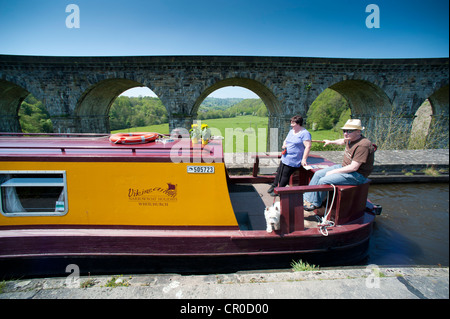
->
left=306, top=88, right=350, bottom=131
left=197, top=98, right=268, bottom=120
left=18, top=95, right=53, bottom=133
left=17, top=90, right=350, bottom=133
left=109, top=96, right=168, bottom=130
left=109, top=96, right=269, bottom=130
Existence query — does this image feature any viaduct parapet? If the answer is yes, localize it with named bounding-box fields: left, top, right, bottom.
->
left=0, top=55, right=448, bottom=148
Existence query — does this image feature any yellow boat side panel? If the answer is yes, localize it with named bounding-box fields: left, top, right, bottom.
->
left=0, top=161, right=237, bottom=227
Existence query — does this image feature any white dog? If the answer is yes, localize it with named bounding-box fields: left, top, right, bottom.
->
left=264, top=201, right=281, bottom=233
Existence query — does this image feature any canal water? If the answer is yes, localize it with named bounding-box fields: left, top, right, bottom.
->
left=366, top=183, right=449, bottom=267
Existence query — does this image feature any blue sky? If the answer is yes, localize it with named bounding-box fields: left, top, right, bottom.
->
left=1, top=0, right=448, bottom=97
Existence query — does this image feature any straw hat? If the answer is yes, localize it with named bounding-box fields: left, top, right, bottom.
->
left=341, top=119, right=365, bottom=130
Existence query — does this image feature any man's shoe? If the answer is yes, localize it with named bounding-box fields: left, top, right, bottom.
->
left=303, top=204, right=318, bottom=211
left=267, top=185, right=275, bottom=193
left=269, top=190, right=279, bottom=197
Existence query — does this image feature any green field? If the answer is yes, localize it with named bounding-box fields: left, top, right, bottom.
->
left=111, top=115, right=343, bottom=152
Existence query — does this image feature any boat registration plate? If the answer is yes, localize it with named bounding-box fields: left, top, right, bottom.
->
left=187, top=166, right=215, bottom=174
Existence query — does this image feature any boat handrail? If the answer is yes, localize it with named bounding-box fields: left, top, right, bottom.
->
left=250, top=152, right=333, bottom=178
left=0, top=144, right=175, bottom=151
left=0, top=142, right=216, bottom=157
left=274, top=184, right=336, bottom=194
left=0, top=132, right=110, bottom=137
left=274, top=182, right=371, bottom=234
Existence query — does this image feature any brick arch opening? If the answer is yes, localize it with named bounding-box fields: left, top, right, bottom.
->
left=0, top=80, right=29, bottom=132
left=329, top=80, right=392, bottom=116
left=0, top=79, right=50, bottom=133
left=428, top=84, right=449, bottom=117
left=192, top=77, right=280, bottom=116
left=110, top=87, right=170, bottom=133
left=409, top=99, right=434, bottom=149
left=328, top=80, right=395, bottom=148
left=191, top=78, right=279, bottom=152
left=76, top=79, right=146, bottom=117
left=75, top=79, right=163, bottom=133
left=421, top=84, right=449, bottom=148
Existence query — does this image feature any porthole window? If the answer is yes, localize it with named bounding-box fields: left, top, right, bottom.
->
left=0, top=171, right=68, bottom=217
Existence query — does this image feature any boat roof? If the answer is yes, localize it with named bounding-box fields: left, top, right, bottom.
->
left=0, top=134, right=224, bottom=163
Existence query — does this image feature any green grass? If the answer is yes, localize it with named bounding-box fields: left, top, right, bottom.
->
left=111, top=116, right=344, bottom=153
left=0, top=280, right=6, bottom=293
left=309, top=129, right=345, bottom=151
left=310, top=129, right=342, bottom=141
left=105, top=275, right=130, bottom=287
left=113, top=122, right=171, bottom=135
left=291, top=259, right=319, bottom=271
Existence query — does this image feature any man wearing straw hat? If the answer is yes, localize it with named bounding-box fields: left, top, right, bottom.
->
left=303, top=119, right=375, bottom=211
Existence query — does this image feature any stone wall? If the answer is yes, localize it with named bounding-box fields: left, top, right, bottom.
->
left=0, top=55, right=448, bottom=149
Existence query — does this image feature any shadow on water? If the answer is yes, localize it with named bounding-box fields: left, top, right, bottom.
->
left=366, top=183, right=449, bottom=267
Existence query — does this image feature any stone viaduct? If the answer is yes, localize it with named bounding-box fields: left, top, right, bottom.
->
left=0, top=55, right=448, bottom=148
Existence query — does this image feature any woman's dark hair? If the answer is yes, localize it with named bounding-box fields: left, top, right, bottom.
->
left=290, top=115, right=303, bottom=126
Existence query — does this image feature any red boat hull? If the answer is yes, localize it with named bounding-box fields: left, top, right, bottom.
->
left=0, top=134, right=378, bottom=277
left=0, top=213, right=374, bottom=277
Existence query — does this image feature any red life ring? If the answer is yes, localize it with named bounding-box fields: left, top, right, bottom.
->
left=109, top=132, right=159, bottom=144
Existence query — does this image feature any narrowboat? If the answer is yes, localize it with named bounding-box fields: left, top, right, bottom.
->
left=0, top=133, right=380, bottom=277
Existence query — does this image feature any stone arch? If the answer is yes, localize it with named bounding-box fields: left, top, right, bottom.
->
left=327, top=80, right=399, bottom=148
left=428, top=84, right=449, bottom=117
left=0, top=79, right=50, bottom=132
left=409, top=99, right=433, bottom=149
left=0, top=80, right=29, bottom=132
left=192, top=77, right=281, bottom=116
left=76, top=78, right=146, bottom=117
left=328, top=79, right=392, bottom=116
left=75, top=79, right=161, bottom=133
left=190, top=77, right=281, bottom=152
left=424, top=84, right=449, bottom=148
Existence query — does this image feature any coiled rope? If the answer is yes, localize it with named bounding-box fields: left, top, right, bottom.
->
left=316, top=184, right=336, bottom=236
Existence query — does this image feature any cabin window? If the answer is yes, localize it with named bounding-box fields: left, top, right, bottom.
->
left=0, top=171, right=68, bottom=217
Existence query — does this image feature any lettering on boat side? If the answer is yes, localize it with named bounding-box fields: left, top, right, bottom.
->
left=128, top=183, right=177, bottom=207
left=187, top=165, right=215, bottom=174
